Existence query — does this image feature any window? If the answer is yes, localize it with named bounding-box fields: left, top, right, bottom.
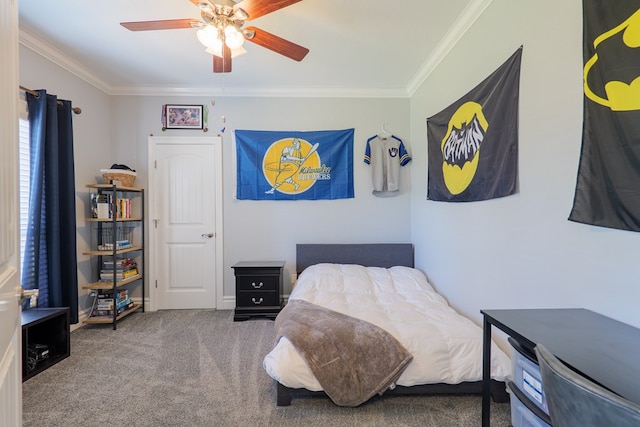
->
left=18, top=96, right=30, bottom=270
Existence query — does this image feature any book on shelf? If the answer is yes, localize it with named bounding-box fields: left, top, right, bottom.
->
left=93, top=289, right=130, bottom=311
left=91, top=299, right=135, bottom=317
left=95, top=297, right=132, bottom=311
left=98, top=240, right=132, bottom=251
left=96, top=289, right=128, bottom=302
left=117, top=198, right=132, bottom=219
left=90, top=194, right=133, bottom=219
left=103, top=258, right=137, bottom=269
left=100, top=258, right=138, bottom=281
left=99, top=268, right=139, bottom=281
left=88, top=289, right=135, bottom=318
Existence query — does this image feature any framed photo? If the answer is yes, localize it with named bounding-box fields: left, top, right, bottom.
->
left=165, top=104, right=204, bottom=130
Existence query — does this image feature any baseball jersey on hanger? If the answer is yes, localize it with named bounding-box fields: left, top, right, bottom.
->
left=364, top=134, right=411, bottom=196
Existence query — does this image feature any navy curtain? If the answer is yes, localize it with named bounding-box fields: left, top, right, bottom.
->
left=22, top=90, right=79, bottom=323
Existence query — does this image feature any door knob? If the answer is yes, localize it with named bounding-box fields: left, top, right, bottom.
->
left=21, top=288, right=39, bottom=308
left=201, top=233, right=214, bottom=238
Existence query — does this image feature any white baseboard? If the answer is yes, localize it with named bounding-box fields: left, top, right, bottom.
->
left=221, top=296, right=236, bottom=310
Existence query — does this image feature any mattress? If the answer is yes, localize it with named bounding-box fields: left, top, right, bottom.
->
left=263, top=263, right=511, bottom=391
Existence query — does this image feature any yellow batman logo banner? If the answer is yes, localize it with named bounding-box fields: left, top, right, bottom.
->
left=583, top=8, right=640, bottom=111
left=427, top=47, right=521, bottom=202
left=441, top=102, right=489, bottom=195
left=570, top=2, right=640, bottom=232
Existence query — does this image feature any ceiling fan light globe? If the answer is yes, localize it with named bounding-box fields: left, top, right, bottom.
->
left=197, top=25, right=216, bottom=40
left=198, top=26, right=223, bottom=51
left=224, top=26, right=245, bottom=49
left=232, top=8, right=249, bottom=21
left=197, top=2, right=213, bottom=15
left=205, top=45, right=223, bottom=57
left=225, top=37, right=244, bottom=50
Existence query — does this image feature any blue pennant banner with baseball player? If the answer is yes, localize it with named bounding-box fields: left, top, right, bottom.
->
left=235, top=128, right=354, bottom=200
left=568, top=2, right=640, bottom=232
left=427, top=47, right=522, bottom=202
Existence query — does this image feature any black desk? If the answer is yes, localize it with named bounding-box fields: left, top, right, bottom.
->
left=481, top=308, right=640, bottom=427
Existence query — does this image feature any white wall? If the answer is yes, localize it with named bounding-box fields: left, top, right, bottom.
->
left=20, top=46, right=411, bottom=309
left=21, top=45, right=413, bottom=312
left=410, top=0, right=640, bottom=329
left=110, top=95, right=413, bottom=299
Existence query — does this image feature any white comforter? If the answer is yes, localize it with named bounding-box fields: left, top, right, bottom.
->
left=263, top=263, right=511, bottom=391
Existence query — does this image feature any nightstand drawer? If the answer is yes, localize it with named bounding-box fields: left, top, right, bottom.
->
left=236, top=276, right=278, bottom=292
left=237, top=291, right=279, bottom=307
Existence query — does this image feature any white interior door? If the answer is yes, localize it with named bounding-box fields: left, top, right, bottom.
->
left=0, top=0, right=22, bottom=424
left=149, top=136, right=223, bottom=310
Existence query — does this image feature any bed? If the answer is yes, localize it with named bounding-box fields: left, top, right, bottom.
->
left=263, top=243, right=512, bottom=406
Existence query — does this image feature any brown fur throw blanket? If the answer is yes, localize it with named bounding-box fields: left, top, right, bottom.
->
left=274, top=299, right=413, bottom=407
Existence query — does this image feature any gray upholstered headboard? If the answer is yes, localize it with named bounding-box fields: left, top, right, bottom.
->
left=296, top=243, right=414, bottom=274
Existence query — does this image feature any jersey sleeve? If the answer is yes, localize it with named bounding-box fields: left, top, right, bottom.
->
left=364, top=137, right=373, bottom=164
left=398, top=140, right=411, bottom=166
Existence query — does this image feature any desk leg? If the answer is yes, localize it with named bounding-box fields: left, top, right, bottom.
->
left=482, top=316, right=491, bottom=427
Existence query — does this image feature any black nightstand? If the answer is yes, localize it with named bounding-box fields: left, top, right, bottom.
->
left=232, top=261, right=285, bottom=321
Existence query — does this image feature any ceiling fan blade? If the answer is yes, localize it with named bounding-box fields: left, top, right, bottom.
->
left=235, top=0, right=302, bottom=20
left=213, top=45, right=232, bottom=73
left=244, top=26, right=308, bottom=62
left=120, top=19, right=197, bottom=31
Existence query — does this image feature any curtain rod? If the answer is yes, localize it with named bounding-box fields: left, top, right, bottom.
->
left=19, top=85, right=82, bottom=115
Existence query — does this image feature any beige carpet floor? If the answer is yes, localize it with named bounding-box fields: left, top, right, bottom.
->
left=22, top=309, right=512, bottom=426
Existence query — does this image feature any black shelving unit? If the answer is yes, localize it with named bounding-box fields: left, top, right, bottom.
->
left=83, top=184, right=145, bottom=330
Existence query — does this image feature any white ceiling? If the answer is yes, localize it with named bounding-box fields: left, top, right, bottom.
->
left=18, top=0, right=486, bottom=97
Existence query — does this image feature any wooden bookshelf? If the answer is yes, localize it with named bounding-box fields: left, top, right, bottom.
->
left=84, top=184, right=144, bottom=330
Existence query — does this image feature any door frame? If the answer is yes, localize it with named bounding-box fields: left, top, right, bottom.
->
left=147, top=136, right=224, bottom=311
left=0, top=0, right=22, bottom=423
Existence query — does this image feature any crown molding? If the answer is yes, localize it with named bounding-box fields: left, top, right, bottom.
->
left=406, top=0, right=494, bottom=96
left=19, top=26, right=408, bottom=98
left=19, top=27, right=113, bottom=95
left=109, top=85, right=409, bottom=98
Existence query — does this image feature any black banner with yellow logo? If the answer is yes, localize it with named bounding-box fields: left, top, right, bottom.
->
left=569, top=2, right=640, bottom=232
left=427, top=47, right=521, bottom=202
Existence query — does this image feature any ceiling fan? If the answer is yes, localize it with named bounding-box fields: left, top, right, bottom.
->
left=120, top=0, right=309, bottom=73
